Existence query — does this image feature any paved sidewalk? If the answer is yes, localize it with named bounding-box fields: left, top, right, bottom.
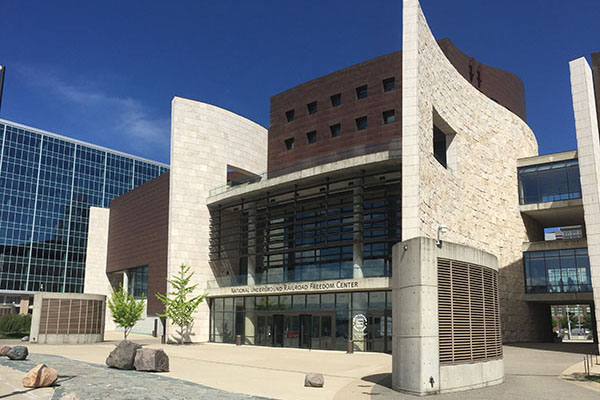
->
left=0, top=365, right=53, bottom=400
left=0, top=353, right=270, bottom=400
left=2, top=333, right=600, bottom=400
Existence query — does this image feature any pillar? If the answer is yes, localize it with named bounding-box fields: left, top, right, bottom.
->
left=247, top=202, right=256, bottom=286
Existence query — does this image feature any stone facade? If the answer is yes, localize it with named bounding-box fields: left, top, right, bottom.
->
left=168, top=97, right=268, bottom=342
left=83, top=207, right=114, bottom=331
left=401, top=0, right=540, bottom=342
left=569, top=57, right=600, bottom=353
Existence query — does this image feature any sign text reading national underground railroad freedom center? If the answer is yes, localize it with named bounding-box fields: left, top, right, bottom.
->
left=229, top=280, right=361, bottom=295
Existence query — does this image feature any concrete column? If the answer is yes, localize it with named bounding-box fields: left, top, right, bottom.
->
left=392, top=237, right=440, bottom=395
left=19, top=295, right=30, bottom=315
left=247, top=202, right=256, bottom=286
left=353, top=180, right=364, bottom=279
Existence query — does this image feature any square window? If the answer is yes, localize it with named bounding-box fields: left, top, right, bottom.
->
left=285, top=137, right=294, bottom=150
left=356, top=85, right=368, bottom=99
left=285, top=109, right=295, bottom=122
left=306, top=131, right=317, bottom=144
left=355, top=116, right=367, bottom=131
left=383, top=77, right=395, bottom=92
left=330, top=93, right=341, bottom=107
left=330, top=123, right=341, bottom=137
left=382, top=109, right=396, bottom=124
left=307, top=101, right=317, bottom=114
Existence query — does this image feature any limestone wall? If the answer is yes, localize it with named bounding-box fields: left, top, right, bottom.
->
left=570, top=57, right=600, bottom=353
left=402, top=0, right=540, bottom=341
left=168, top=97, right=268, bottom=342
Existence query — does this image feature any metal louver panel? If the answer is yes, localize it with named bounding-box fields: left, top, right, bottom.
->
left=438, top=258, right=502, bottom=364
left=39, top=298, right=104, bottom=335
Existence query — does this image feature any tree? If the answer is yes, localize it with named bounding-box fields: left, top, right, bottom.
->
left=156, top=263, right=206, bottom=344
left=107, top=284, right=145, bottom=341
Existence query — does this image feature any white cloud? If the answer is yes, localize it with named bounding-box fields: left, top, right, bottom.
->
left=17, top=65, right=170, bottom=162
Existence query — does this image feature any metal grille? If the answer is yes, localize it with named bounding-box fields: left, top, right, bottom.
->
left=438, top=258, right=502, bottom=364
left=39, top=298, right=103, bottom=335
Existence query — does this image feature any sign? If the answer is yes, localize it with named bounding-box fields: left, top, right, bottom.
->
left=228, top=279, right=361, bottom=295
left=353, top=314, right=368, bottom=336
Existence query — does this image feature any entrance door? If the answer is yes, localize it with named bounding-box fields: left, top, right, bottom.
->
left=320, top=315, right=333, bottom=350
left=256, top=315, right=272, bottom=346
left=300, top=314, right=312, bottom=348
left=273, top=314, right=284, bottom=347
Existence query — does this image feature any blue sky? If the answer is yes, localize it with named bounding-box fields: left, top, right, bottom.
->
left=1, top=0, right=598, bottom=165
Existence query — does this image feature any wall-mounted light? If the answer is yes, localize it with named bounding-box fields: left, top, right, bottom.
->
left=436, top=225, right=448, bottom=246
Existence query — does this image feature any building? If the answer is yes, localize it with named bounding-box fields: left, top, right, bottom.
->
left=0, top=119, right=168, bottom=313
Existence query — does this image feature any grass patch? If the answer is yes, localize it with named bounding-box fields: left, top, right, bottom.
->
left=586, top=375, right=600, bottom=384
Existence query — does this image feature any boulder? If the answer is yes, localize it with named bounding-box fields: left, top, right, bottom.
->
left=22, top=363, right=58, bottom=388
left=0, top=345, right=11, bottom=356
left=21, top=336, right=29, bottom=342
left=6, top=346, right=28, bottom=360
left=304, top=373, right=324, bottom=388
left=106, top=340, right=142, bottom=370
left=134, top=348, right=169, bottom=372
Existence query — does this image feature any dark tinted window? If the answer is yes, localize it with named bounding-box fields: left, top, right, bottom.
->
left=330, top=93, right=341, bottom=107
left=355, top=116, right=368, bottom=131
left=306, top=131, right=317, bottom=144
left=285, top=137, right=294, bottom=150
left=330, top=123, right=341, bottom=137
left=356, top=85, right=368, bottom=99
left=307, top=101, right=317, bottom=114
left=285, top=109, right=295, bottom=122
left=382, top=110, right=396, bottom=124
left=383, top=77, right=395, bottom=92
left=433, top=125, right=447, bottom=168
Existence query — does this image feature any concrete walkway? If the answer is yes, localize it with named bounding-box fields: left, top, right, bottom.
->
left=1, top=333, right=599, bottom=399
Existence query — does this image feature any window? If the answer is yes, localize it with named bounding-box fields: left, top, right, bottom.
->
left=356, top=85, right=368, bottom=99
left=330, top=123, right=341, bottom=137
left=330, top=93, right=342, bottom=107
left=433, top=125, right=447, bottom=167
left=306, top=131, right=317, bottom=144
left=307, top=101, right=317, bottom=114
left=383, top=77, right=395, bottom=92
left=285, top=109, right=295, bottom=122
left=127, top=266, right=148, bottom=299
left=382, top=110, right=396, bottom=124
left=285, top=137, right=294, bottom=150
left=355, top=116, right=367, bottom=131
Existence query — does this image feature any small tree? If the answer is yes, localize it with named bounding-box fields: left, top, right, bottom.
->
left=156, top=263, right=206, bottom=344
left=107, top=285, right=145, bottom=341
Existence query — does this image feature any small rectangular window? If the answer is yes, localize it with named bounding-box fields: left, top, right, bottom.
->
left=382, top=110, right=396, bottom=124
left=307, top=101, right=317, bottom=114
left=330, top=93, right=341, bottom=107
left=285, top=109, right=295, bottom=122
left=433, top=125, right=447, bottom=168
left=356, top=85, right=368, bottom=99
left=330, top=123, right=341, bottom=137
left=383, top=77, right=395, bottom=92
left=355, top=116, right=367, bottom=131
left=285, top=137, right=294, bottom=150
left=306, top=131, right=317, bottom=144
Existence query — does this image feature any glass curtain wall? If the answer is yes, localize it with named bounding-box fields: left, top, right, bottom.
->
left=518, top=160, right=581, bottom=205
left=210, top=290, right=392, bottom=353
left=0, top=122, right=168, bottom=292
left=524, top=248, right=591, bottom=293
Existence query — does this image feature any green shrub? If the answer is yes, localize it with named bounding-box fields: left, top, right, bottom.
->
left=0, top=314, right=32, bottom=335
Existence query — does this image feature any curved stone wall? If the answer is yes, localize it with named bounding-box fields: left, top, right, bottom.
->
left=401, top=0, right=539, bottom=345
left=168, top=97, right=268, bottom=342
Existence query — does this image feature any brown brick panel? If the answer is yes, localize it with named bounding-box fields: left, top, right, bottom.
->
left=106, top=172, right=169, bottom=315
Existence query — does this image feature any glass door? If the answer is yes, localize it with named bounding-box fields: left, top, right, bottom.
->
left=300, top=314, right=312, bottom=348
left=273, top=314, right=284, bottom=347
left=256, top=315, right=272, bottom=346
left=320, top=315, right=333, bottom=350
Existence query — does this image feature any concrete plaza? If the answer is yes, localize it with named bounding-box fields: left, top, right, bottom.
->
left=1, top=332, right=599, bottom=399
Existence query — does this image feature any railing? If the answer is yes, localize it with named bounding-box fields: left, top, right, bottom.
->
left=206, top=264, right=392, bottom=289
left=524, top=248, right=592, bottom=294
left=518, top=159, right=581, bottom=205
left=208, top=139, right=402, bottom=198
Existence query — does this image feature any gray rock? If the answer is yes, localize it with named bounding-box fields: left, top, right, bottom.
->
left=304, top=372, right=324, bottom=388
left=21, top=336, right=29, bottom=342
left=134, top=348, right=169, bottom=372
left=6, top=346, right=28, bottom=360
left=105, top=340, right=142, bottom=370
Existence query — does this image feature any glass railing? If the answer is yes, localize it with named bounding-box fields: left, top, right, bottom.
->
left=524, top=248, right=592, bottom=294
left=518, top=159, right=581, bottom=205
left=208, top=139, right=402, bottom=198
left=206, top=263, right=391, bottom=289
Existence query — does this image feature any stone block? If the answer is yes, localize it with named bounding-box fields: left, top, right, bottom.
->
left=304, top=373, right=324, bottom=388
left=106, top=340, right=142, bottom=370
left=22, top=363, right=58, bottom=388
left=6, top=346, right=28, bottom=360
left=134, top=348, right=170, bottom=372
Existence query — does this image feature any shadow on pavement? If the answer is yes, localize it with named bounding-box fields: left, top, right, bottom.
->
left=0, top=387, right=48, bottom=399
left=362, top=372, right=392, bottom=389
left=505, top=342, right=598, bottom=355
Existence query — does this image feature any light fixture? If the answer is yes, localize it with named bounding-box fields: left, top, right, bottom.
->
left=436, top=224, right=448, bottom=246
